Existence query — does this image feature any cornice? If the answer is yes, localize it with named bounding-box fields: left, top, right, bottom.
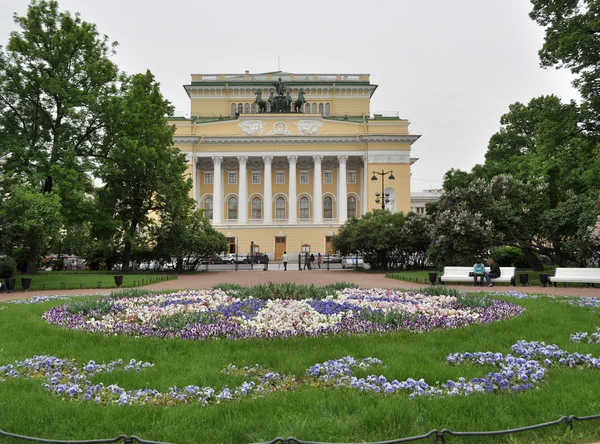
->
left=173, top=134, right=420, bottom=145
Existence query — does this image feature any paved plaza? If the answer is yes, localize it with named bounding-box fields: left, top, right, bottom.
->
left=0, top=269, right=598, bottom=302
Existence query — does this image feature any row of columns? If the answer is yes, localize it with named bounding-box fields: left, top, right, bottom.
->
left=193, top=155, right=353, bottom=225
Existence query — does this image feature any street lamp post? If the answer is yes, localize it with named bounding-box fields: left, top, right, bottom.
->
left=371, top=169, right=395, bottom=210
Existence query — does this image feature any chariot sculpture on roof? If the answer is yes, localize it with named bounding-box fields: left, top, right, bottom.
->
left=253, top=77, right=306, bottom=113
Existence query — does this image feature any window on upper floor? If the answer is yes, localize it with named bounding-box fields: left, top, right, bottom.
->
left=325, top=103, right=331, bottom=115
left=276, top=171, right=285, bottom=184
left=244, top=103, right=250, bottom=113
left=204, top=197, right=213, bottom=220
left=305, top=103, right=310, bottom=113
left=205, top=172, right=213, bottom=184
left=251, top=196, right=262, bottom=219
left=300, top=171, right=309, bottom=184
left=238, top=103, right=243, bottom=114
left=275, top=197, right=286, bottom=219
left=312, top=103, right=317, bottom=114
left=299, top=196, right=310, bottom=219
left=252, top=172, right=261, bottom=184
left=228, top=172, right=237, bottom=184
left=347, top=171, right=356, bottom=184
left=228, top=197, right=238, bottom=220
left=319, top=103, right=324, bottom=115
left=324, top=171, right=332, bottom=184
left=347, top=196, right=357, bottom=219
left=324, top=196, right=333, bottom=219
left=231, top=103, right=236, bottom=116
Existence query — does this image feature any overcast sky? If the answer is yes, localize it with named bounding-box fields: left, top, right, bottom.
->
left=0, top=0, right=580, bottom=191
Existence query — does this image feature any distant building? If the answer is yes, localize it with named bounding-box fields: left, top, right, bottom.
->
left=169, top=70, right=421, bottom=258
left=410, top=188, right=443, bottom=214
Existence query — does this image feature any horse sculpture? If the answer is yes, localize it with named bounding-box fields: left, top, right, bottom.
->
left=267, top=88, right=275, bottom=112
left=293, top=89, right=306, bottom=113
left=254, top=90, right=267, bottom=113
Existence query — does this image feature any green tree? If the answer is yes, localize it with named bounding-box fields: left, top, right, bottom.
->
left=0, top=185, right=62, bottom=272
left=530, top=0, right=600, bottom=129
left=94, top=70, right=191, bottom=272
left=152, top=209, right=228, bottom=272
left=0, top=0, right=119, bottom=223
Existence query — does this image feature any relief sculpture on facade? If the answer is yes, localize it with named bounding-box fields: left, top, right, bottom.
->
left=295, top=119, right=323, bottom=136
left=239, top=120, right=264, bottom=136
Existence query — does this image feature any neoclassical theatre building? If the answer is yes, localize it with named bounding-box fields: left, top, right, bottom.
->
left=170, top=71, right=420, bottom=259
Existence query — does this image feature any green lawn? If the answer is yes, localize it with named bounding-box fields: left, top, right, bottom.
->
left=1, top=288, right=600, bottom=443
left=9, top=271, right=177, bottom=291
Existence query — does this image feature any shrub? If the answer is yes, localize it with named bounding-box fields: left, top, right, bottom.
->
left=491, top=246, right=530, bottom=268
left=66, top=298, right=114, bottom=315
left=0, top=256, right=17, bottom=279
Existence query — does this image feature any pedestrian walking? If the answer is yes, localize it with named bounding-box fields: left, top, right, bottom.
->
left=281, top=251, right=289, bottom=271
left=317, top=253, right=322, bottom=269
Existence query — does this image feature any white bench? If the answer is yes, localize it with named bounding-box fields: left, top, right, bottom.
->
left=550, top=268, right=600, bottom=287
left=439, top=266, right=516, bottom=286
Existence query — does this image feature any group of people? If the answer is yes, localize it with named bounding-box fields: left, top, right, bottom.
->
left=279, top=251, right=322, bottom=271
left=472, top=258, right=501, bottom=287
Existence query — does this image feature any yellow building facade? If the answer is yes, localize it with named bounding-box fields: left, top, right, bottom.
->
left=170, top=71, right=420, bottom=259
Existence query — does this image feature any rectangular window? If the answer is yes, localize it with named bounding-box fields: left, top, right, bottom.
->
left=228, top=172, right=237, bottom=184
left=276, top=172, right=285, bottom=184
left=324, top=171, right=332, bottom=184
left=347, top=171, right=356, bottom=184
left=252, top=172, right=261, bottom=184
left=204, top=172, right=213, bottom=184
left=300, top=171, right=309, bottom=184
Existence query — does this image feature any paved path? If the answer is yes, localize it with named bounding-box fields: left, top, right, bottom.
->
left=1, top=270, right=598, bottom=302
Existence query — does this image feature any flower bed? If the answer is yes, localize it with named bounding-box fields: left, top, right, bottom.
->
left=42, top=288, right=524, bottom=340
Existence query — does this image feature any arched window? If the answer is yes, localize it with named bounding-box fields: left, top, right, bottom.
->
left=275, top=197, right=286, bottom=219
left=305, top=103, right=310, bottom=113
left=231, top=104, right=236, bottom=116
left=323, top=196, right=333, bottom=219
left=251, top=103, right=257, bottom=113
left=228, top=197, right=238, bottom=220
left=244, top=103, right=250, bottom=114
left=300, top=196, right=309, bottom=219
left=319, top=103, right=324, bottom=115
left=238, top=104, right=243, bottom=114
left=204, top=197, right=213, bottom=220
left=251, top=196, right=262, bottom=219
left=325, top=103, right=331, bottom=115
left=312, top=103, right=317, bottom=114
left=347, top=196, right=357, bottom=219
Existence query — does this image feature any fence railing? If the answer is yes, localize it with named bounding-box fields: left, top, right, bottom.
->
left=3, top=413, right=600, bottom=444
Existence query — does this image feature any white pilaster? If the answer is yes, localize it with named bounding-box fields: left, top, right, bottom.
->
left=362, top=155, right=368, bottom=216
left=338, top=155, right=348, bottom=224
left=263, top=156, right=273, bottom=224
left=212, top=156, right=223, bottom=224
left=313, top=155, right=323, bottom=224
left=288, top=155, right=297, bottom=224
left=191, top=155, right=198, bottom=210
left=238, top=156, right=248, bottom=224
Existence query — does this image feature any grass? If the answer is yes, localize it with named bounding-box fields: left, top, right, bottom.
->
left=8, top=271, right=177, bottom=291
left=1, top=287, right=600, bottom=443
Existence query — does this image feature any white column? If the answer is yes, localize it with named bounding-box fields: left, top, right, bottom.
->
left=362, top=155, right=368, bottom=216
left=238, top=156, right=248, bottom=224
left=191, top=155, right=198, bottom=210
left=212, top=156, right=223, bottom=224
left=313, top=155, right=323, bottom=224
left=288, top=155, right=297, bottom=224
left=263, top=156, right=273, bottom=224
left=338, top=155, right=348, bottom=224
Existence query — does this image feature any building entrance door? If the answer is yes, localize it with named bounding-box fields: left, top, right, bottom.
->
left=274, top=237, right=286, bottom=259
left=226, top=237, right=236, bottom=254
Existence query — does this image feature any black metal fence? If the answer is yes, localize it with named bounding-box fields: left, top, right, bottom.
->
left=2, top=413, right=600, bottom=444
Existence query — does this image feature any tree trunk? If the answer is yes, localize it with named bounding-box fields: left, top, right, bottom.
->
left=122, top=240, right=132, bottom=272
left=43, top=176, right=53, bottom=194
left=26, top=260, right=38, bottom=274
left=522, top=248, right=544, bottom=271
